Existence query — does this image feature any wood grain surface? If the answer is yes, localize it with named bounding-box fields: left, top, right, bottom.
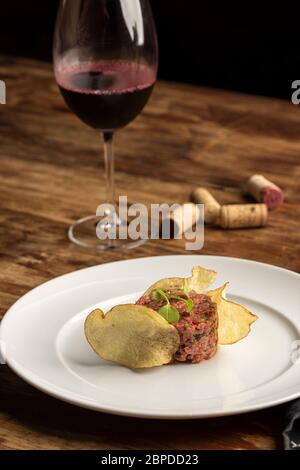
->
left=0, top=56, right=299, bottom=450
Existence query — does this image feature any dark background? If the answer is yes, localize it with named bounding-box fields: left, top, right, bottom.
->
left=0, top=0, right=298, bottom=99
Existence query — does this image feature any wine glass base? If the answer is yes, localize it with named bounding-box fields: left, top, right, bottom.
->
left=68, top=215, right=147, bottom=251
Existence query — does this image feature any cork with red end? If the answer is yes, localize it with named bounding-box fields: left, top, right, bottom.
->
left=245, top=175, right=284, bottom=210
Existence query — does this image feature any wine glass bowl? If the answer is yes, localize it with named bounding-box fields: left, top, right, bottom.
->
left=56, top=60, right=156, bottom=131
left=53, top=0, right=158, bottom=250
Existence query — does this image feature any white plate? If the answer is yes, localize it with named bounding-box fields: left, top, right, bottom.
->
left=1, top=255, right=300, bottom=419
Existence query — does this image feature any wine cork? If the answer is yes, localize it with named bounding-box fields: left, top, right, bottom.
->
left=220, top=204, right=268, bottom=229
left=162, top=203, right=202, bottom=238
left=245, top=175, right=284, bottom=210
left=192, top=188, right=221, bottom=224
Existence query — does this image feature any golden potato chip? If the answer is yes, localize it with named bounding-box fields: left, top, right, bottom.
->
left=84, top=305, right=180, bottom=369
left=207, top=283, right=258, bottom=345
left=145, top=266, right=217, bottom=295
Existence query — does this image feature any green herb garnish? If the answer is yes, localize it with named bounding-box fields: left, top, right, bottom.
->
left=151, top=288, right=169, bottom=302
left=183, top=279, right=190, bottom=296
left=186, top=298, right=194, bottom=313
left=158, top=304, right=180, bottom=324
left=151, top=287, right=194, bottom=324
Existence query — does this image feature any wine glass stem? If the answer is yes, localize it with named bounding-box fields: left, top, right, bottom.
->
left=103, top=132, right=115, bottom=210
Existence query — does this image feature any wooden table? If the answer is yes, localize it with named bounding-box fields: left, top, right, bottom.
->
left=0, top=56, right=299, bottom=451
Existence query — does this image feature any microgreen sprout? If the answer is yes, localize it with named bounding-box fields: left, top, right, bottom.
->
left=151, top=287, right=194, bottom=324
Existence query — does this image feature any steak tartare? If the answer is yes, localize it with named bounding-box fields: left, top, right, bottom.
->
left=137, top=290, right=218, bottom=363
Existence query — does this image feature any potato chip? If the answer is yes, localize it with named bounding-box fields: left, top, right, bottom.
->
left=84, top=305, right=180, bottom=369
left=207, top=283, right=257, bottom=344
left=145, top=266, right=217, bottom=295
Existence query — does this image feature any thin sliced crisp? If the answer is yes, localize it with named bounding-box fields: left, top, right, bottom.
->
left=207, top=283, right=258, bottom=345
left=145, top=266, right=217, bottom=295
left=84, top=305, right=180, bottom=369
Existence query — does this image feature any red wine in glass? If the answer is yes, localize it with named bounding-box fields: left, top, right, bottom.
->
left=57, top=61, right=156, bottom=130
left=53, top=0, right=158, bottom=251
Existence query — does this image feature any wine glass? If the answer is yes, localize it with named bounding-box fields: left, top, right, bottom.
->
left=53, top=0, right=158, bottom=250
